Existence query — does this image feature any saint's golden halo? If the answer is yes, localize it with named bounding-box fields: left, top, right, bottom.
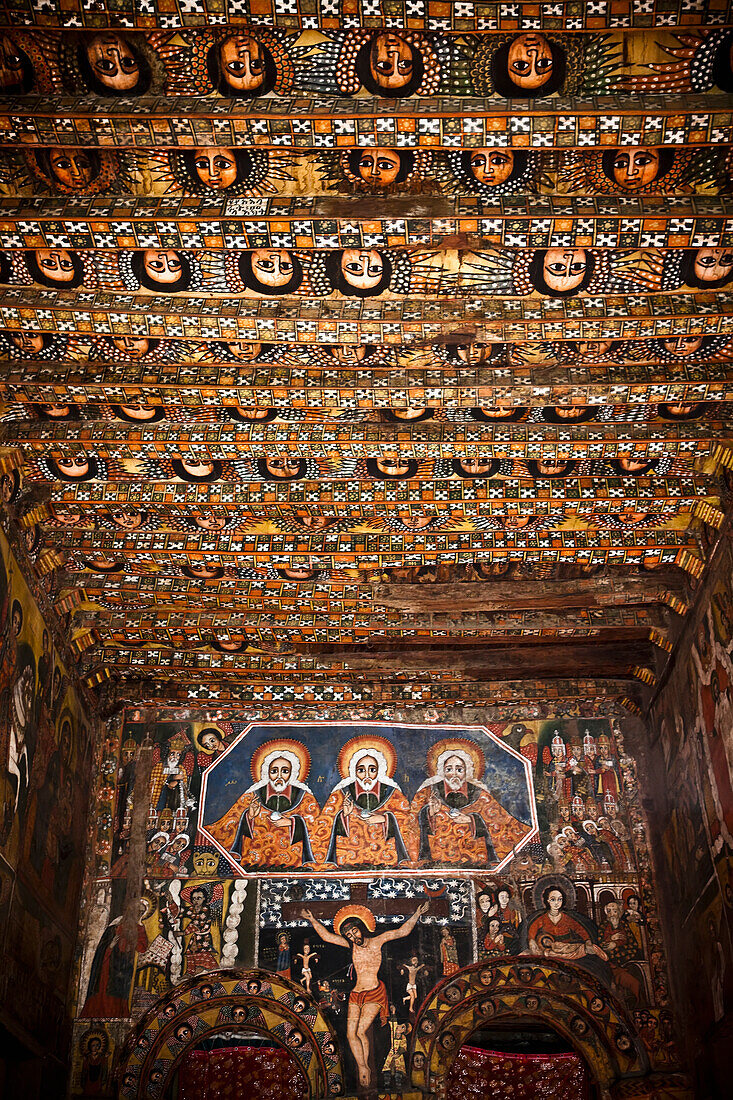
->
left=249, top=739, right=311, bottom=785
left=336, top=734, right=398, bottom=780
left=426, top=738, right=485, bottom=782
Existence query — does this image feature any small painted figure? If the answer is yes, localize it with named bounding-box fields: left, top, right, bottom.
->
left=400, top=954, right=427, bottom=1013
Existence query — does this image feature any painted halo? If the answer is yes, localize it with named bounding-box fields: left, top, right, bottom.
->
left=59, top=31, right=167, bottom=97
left=334, top=30, right=442, bottom=97
left=187, top=28, right=295, bottom=98
left=470, top=33, right=582, bottom=97
left=249, top=739, right=311, bottom=786
left=333, top=904, right=377, bottom=936
left=426, top=737, right=485, bottom=781
left=443, top=148, right=538, bottom=197
left=336, top=733, right=398, bottom=780
left=333, top=147, right=433, bottom=192
left=24, top=147, right=122, bottom=195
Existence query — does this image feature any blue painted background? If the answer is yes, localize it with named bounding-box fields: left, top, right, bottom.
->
left=201, top=723, right=533, bottom=826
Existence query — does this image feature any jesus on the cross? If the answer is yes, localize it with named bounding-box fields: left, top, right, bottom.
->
left=300, top=900, right=429, bottom=1088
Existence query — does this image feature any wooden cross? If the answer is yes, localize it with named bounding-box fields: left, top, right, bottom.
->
left=282, top=882, right=449, bottom=924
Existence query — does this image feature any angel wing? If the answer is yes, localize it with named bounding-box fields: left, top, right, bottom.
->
left=457, top=249, right=515, bottom=295
left=579, top=34, right=622, bottom=95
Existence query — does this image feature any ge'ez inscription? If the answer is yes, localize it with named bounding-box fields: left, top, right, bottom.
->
left=225, top=198, right=270, bottom=216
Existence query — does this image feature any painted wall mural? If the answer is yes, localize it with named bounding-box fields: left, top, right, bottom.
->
left=646, top=536, right=733, bottom=1091
left=70, top=712, right=682, bottom=1095
left=0, top=521, right=93, bottom=1064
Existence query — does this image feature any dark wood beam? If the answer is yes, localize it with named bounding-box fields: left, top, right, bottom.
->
left=372, top=576, right=689, bottom=613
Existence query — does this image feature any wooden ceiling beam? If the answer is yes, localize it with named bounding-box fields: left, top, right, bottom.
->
left=4, top=94, right=728, bottom=150
left=2, top=195, right=731, bottom=252
left=3, top=290, right=732, bottom=344
left=373, top=575, right=689, bottom=612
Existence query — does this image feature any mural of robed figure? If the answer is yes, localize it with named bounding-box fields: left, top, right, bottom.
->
left=410, top=738, right=532, bottom=867
left=315, top=735, right=417, bottom=867
left=206, top=739, right=319, bottom=868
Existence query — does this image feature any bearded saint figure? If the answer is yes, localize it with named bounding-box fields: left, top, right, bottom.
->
left=205, top=739, right=319, bottom=868
left=410, top=738, right=532, bottom=867
left=313, top=736, right=417, bottom=868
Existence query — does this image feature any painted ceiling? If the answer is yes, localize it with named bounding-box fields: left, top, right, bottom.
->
left=0, top=0, right=732, bottom=715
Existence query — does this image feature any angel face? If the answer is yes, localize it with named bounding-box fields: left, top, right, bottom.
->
left=115, top=404, right=159, bottom=421
left=611, top=147, right=661, bottom=190
left=0, top=35, right=31, bottom=92
left=192, top=147, right=238, bottom=189
left=541, top=249, right=588, bottom=294
left=375, top=455, right=412, bottom=477
left=214, top=636, right=246, bottom=652
left=355, top=148, right=402, bottom=186
left=109, top=509, right=144, bottom=530
left=250, top=249, right=297, bottom=289
left=533, top=460, right=570, bottom=476
left=455, top=342, right=495, bottom=365
left=264, top=456, right=303, bottom=479
left=550, top=405, right=593, bottom=420
left=54, top=508, right=83, bottom=526
left=691, top=248, right=733, bottom=285
left=48, top=150, right=97, bottom=189
left=38, top=404, right=73, bottom=419
left=110, top=336, right=152, bottom=357
left=616, top=457, right=652, bottom=473
left=6, top=329, right=44, bottom=354
left=469, top=149, right=514, bottom=187
left=340, top=249, right=385, bottom=292
left=142, top=249, right=183, bottom=285
left=328, top=345, right=370, bottom=363
left=85, top=33, right=141, bottom=93
left=662, top=336, right=703, bottom=356
left=185, top=564, right=223, bottom=579
left=233, top=407, right=272, bottom=420
left=456, top=458, right=495, bottom=476
left=506, top=34, right=555, bottom=91
left=33, top=249, right=78, bottom=286
left=369, top=33, right=415, bottom=93
left=658, top=402, right=704, bottom=420
left=225, top=341, right=262, bottom=361
left=577, top=340, right=613, bottom=359
left=55, top=457, right=91, bottom=480
left=217, top=35, right=268, bottom=94
left=476, top=406, right=516, bottom=419
left=296, top=514, right=332, bottom=530
left=193, top=513, right=227, bottom=531
left=398, top=512, right=434, bottom=530
left=178, top=459, right=217, bottom=479
left=390, top=406, right=429, bottom=421
left=279, top=565, right=319, bottom=580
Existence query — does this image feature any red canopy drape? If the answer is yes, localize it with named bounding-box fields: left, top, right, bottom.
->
left=177, top=1045, right=308, bottom=1100
left=447, top=1044, right=592, bottom=1100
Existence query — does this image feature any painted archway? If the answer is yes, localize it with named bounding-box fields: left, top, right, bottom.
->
left=409, top=957, right=649, bottom=1098
left=116, top=968, right=344, bottom=1099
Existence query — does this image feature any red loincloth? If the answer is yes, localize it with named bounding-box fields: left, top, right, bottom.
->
left=348, top=980, right=389, bottom=1024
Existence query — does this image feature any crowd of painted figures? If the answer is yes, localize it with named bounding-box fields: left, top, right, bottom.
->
left=129, top=731, right=534, bottom=873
